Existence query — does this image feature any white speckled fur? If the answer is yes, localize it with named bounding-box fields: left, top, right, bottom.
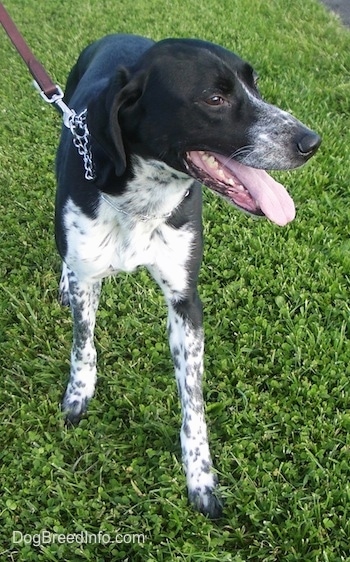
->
left=60, top=157, right=222, bottom=517
left=63, top=157, right=193, bottom=280
left=166, top=307, right=219, bottom=513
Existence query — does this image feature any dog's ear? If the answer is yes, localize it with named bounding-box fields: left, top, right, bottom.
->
left=87, top=69, right=145, bottom=177
left=109, top=71, right=146, bottom=175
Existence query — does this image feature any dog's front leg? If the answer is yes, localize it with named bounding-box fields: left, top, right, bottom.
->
left=167, top=296, right=222, bottom=519
left=60, top=265, right=102, bottom=424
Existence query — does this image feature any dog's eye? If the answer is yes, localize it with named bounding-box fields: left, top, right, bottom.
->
left=205, top=95, right=227, bottom=106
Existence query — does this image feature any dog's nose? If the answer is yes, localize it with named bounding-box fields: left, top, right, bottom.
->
left=297, top=131, right=322, bottom=158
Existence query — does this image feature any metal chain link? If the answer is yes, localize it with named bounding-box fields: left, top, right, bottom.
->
left=32, top=79, right=96, bottom=181
left=68, top=109, right=96, bottom=181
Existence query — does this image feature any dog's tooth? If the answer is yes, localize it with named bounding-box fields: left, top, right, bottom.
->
left=227, top=178, right=235, bottom=186
left=218, top=169, right=226, bottom=180
left=207, top=156, right=218, bottom=169
left=236, top=184, right=244, bottom=192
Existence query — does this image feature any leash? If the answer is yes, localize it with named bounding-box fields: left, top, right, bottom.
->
left=0, top=2, right=95, bottom=180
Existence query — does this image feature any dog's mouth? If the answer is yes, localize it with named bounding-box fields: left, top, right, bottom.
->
left=185, top=151, right=295, bottom=226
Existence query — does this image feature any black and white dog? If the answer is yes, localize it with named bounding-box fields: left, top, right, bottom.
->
left=56, top=34, right=321, bottom=518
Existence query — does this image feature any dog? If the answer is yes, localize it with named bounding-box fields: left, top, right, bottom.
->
left=55, top=34, right=321, bottom=518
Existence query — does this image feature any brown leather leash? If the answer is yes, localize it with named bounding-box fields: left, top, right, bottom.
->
left=0, top=2, right=96, bottom=180
left=0, top=2, right=64, bottom=103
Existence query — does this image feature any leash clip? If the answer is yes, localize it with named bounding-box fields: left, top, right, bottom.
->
left=33, top=80, right=95, bottom=181
left=33, top=80, right=74, bottom=127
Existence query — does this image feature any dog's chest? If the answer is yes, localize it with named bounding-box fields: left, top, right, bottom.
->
left=64, top=199, right=194, bottom=280
left=63, top=157, right=196, bottom=281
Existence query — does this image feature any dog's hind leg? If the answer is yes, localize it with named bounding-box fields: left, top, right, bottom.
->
left=58, top=262, right=70, bottom=306
left=61, top=267, right=102, bottom=425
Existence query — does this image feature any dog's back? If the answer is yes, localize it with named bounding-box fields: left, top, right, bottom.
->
left=64, top=34, right=154, bottom=108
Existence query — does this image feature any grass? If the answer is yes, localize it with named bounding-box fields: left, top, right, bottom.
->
left=0, top=0, right=349, bottom=559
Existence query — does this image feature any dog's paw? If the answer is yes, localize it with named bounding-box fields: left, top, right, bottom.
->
left=187, top=469, right=223, bottom=519
left=61, top=395, right=89, bottom=426
left=188, top=482, right=223, bottom=519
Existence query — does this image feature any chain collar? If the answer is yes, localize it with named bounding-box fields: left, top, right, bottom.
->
left=68, top=109, right=96, bottom=181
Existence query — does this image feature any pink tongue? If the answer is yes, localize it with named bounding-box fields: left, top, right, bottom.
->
left=214, top=154, right=296, bottom=226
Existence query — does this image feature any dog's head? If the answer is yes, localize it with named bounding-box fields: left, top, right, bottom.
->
left=89, top=38, right=321, bottom=226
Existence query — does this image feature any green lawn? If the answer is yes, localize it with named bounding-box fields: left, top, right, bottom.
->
left=0, top=0, right=349, bottom=560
